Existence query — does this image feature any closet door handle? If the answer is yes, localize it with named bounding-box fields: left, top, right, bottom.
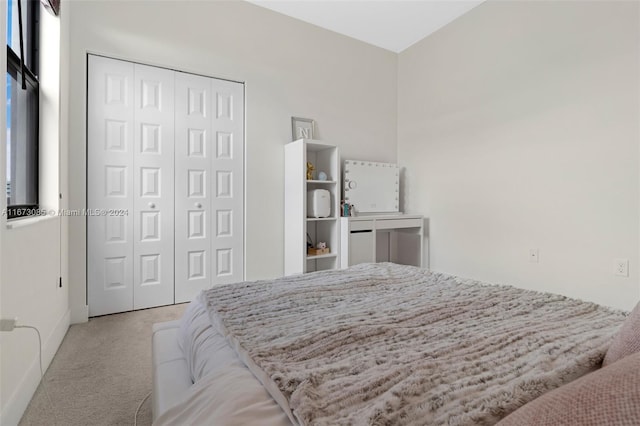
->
left=195, top=202, right=202, bottom=209
left=149, top=203, right=156, bottom=209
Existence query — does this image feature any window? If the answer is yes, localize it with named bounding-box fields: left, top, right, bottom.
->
left=6, top=0, right=39, bottom=219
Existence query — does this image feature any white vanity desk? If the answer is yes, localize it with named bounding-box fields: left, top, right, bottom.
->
left=340, top=214, right=424, bottom=269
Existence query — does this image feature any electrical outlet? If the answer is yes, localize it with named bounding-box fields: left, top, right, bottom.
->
left=614, top=258, right=629, bottom=277
left=529, top=249, right=539, bottom=263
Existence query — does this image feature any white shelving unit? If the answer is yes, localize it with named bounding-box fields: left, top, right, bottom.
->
left=285, top=139, right=340, bottom=275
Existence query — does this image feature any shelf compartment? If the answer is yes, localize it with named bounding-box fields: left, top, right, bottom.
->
left=306, top=180, right=337, bottom=184
left=306, top=252, right=339, bottom=273
left=307, top=217, right=338, bottom=222
left=306, top=252, right=338, bottom=260
left=285, top=139, right=340, bottom=276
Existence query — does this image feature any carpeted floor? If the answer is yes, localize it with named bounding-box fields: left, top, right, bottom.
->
left=19, top=303, right=187, bottom=426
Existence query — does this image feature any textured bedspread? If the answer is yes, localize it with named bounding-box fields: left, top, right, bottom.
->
left=201, top=263, right=625, bottom=426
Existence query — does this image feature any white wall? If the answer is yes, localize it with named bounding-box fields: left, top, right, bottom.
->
left=398, top=0, right=640, bottom=310
left=67, top=0, right=398, bottom=322
left=0, top=5, right=69, bottom=425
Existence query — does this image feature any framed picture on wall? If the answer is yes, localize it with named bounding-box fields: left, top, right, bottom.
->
left=291, top=117, right=315, bottom=140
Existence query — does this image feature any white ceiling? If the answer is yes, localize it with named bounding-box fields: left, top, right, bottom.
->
left=246, top=0, right=484, bottom=53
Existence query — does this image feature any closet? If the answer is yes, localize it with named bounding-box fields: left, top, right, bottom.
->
left=87, top=55, right=244, bottom=316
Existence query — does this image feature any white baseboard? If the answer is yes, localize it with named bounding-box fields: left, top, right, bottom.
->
left=0, top=309, right=70, bottom=426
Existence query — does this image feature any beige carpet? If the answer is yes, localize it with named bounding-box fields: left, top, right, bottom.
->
left=19, top=304, right=187, bottom=426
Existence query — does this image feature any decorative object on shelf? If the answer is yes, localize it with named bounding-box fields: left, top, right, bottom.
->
left=341, top=201, right=353, bottom=217
left=317, top=171, right=328, bottom=181
left=292, top=116, right=315, bottom=140
left=308, top=241, right=330, bottom=256
left=306, top=162, right=315, bottom=180
left=307, top=189, right=330, bottom=218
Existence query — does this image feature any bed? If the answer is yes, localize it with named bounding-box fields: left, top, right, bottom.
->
left=151, top=262, right=639, bottom=425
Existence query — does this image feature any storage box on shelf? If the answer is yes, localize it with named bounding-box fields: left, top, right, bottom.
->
left=285, top=139, right=340, bottom=275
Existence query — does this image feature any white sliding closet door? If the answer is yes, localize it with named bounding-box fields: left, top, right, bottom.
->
left=88, top=55, right=244, bottom=315
left=133, top=64, right=175, bottom=310
left=87, top=56, right=135, bottom=317
left=210, top=79, right=244, bottom=286
left=174, top=73, right=244, bottom=303
left=88, top=57, right=175, bottom=315
left=174, top=72, right=212, bottom=303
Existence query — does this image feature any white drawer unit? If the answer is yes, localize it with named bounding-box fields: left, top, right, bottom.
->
left=349, top=220, right=375, bottom=231
left=376, top=218, right=423, bottom=230
left=340, top=215, right=425, bottom=268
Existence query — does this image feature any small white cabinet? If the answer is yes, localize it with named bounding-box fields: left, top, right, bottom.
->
left=285, top=139, right=340, bottom=275
left=340, top=215, right=424, bottom=268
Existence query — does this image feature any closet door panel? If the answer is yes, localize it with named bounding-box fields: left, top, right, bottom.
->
left=175, top=72, right=212, bottom=303
left=210, top=79, right=244, bottom=285
left=133, top=64, right=175, bottom=310
left=89, top=56, right=245, bottom=313
left=87, top=56, right=135, bottom=316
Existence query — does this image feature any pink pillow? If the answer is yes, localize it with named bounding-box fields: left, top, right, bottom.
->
left=603, top=301, right=640, bottom=367
left=497, top=351, right=640, bottom=426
